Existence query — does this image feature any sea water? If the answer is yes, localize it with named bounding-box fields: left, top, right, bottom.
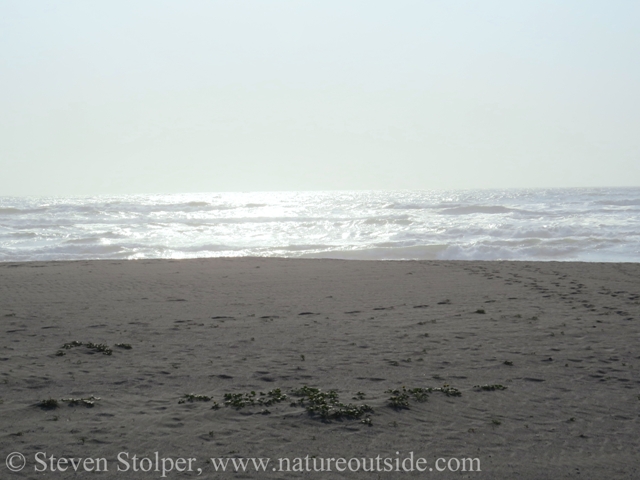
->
left=1, top=188, right=638, bottom=262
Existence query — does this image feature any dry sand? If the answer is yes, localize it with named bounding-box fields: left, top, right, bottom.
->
left=1, top=258, right=639, bottom=479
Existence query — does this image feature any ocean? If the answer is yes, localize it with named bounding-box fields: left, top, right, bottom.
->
left=1, top=188, right=638, bottom=263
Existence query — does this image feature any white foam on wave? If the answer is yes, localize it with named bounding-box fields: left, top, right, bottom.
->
left=438, top=205, right=522, bottom=215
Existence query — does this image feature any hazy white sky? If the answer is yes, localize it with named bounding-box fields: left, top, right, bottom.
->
left=1, top=0, right=639, bottom=196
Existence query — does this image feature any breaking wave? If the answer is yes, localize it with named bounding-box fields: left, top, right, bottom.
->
left=0, top=188, right=639, bottom=262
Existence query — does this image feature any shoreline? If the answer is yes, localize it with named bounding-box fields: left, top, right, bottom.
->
left=2, top=256, right=639, bottom=265
left=1, top=258, right=639, bottom=478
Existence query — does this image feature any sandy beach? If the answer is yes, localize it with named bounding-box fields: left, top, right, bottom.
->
left=1, top=258, right=639, bottom=479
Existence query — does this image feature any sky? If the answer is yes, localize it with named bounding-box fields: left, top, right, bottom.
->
left=1, top=0, right=639, bottom=196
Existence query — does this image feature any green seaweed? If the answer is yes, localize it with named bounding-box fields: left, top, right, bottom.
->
left=179, top=393, right=212, bottom=404
left=474, top=384, right=507, bottom=391
left=38, top=398, right=59, bottom=410
left=61, top=396, right=100, bottom=407
left=290, top=386, right=373, bottom=421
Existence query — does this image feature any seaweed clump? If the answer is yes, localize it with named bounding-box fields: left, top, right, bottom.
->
left=290, top=386, right=373, bottom=421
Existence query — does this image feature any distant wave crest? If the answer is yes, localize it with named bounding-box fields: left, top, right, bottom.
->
left=439, top=205, right=524, bottom=215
